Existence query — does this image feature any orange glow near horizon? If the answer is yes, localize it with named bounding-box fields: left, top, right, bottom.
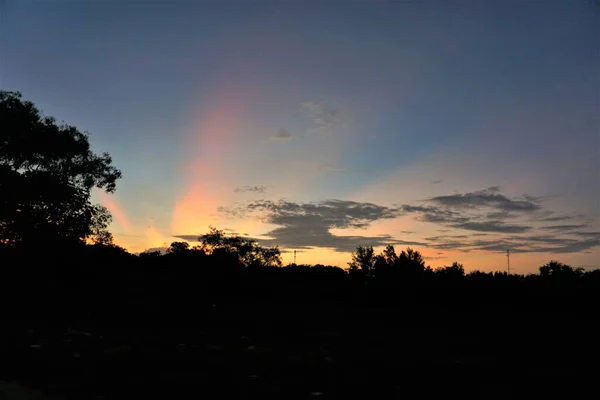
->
left=170, top=87, right=247, bottom=236
left=98, top=191, right=134, bottom=234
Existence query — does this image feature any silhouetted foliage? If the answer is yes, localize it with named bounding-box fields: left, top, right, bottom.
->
left=348, top=245, right=375, bottom=276
left=436, top=262, right=465, bottom=279
left=398, top=247, right=427, bottom=276
left=139, top=250, right=162, bottom=258
left=167, top=241, right=191, bottom=254
left=539, top=260, right=583, bottom=278
left=199, top=226, right=282, bottom=267
left=0, top=91, right=121, bottom=246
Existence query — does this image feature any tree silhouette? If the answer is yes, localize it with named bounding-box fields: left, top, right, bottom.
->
left=0, top=91, right=122, bottom=246
left=397, top=247, right=427, bottom=277
left=199, top=226, right=282, bottom=267
left=436, top=262, right=465, bottom=279
left=372, top=244, right=398, bottom=278
left=348, top=245, right=375, bottom=276
left=382, top=244, right=398, bottom=265
left=167, top=241, right=191, bottom=254
left=139, top=250, right=162, bottom=258
left=539, top=260, right=583, bottom=279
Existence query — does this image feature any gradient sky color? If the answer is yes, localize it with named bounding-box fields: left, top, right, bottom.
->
left=1, top=2, right=598, bottom=272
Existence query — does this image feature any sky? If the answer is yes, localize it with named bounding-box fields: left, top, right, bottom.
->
left=1, top=1, right=598, bottom=273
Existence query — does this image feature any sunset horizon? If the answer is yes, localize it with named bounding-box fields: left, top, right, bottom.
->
left=3, top=1, right=598, bottom=273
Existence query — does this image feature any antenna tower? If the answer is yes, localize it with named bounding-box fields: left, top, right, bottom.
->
left=294, top=250, right=297, bottom=265
left=506, top=249, right=511, bottom=275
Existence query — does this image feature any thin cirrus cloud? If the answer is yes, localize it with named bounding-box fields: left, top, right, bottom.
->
left=317, top=164, right=344, bottom=172
left=301, top=101, right=351, bottom=135
left=425, top=186, right=543, bottom=212
left=538, top=224, right=591, bottom=232
left=234, top=185, right=268, bottom=194
left=417, top=233, right=599, bottom=255
left=269, top=128, right=293, bottom=140
left=535, top=215, right=583, bottom=222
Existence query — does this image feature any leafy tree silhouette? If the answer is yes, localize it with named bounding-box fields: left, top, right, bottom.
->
left=436, top=262, right=465, bottom=279
left=139, top=250, right=162, bottom=258
left=539, top=260, right=583, bottom=278
left=167, top=241, right=191, bottom=254
left=0, top=91, right=121, bottom=246
left=348, top=245, right=376, bottom=276
left=199, top=226, right=282, bottom=267
left=397, top=247, right=426, bottom=274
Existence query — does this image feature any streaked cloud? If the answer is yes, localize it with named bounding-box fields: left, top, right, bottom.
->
left=536, top=215, right=583, bottom=222
left=427, top=187, right=542, bottom=212
left=269, top=128, right=293, bottom=140
left=451, top=221, right=532, bottom=233
left=172, top=235, right=201, bottom=242
left=234, top=185, right=268, bottom=194
left=317, top=163, right=344, bottom=172
left=420, top=233, right=600, bottom=255
left=301, top=100, right=351, bottom=135
left=571, top=231, right=600, bottom=239
left=539, top=224, right=590, bottom=232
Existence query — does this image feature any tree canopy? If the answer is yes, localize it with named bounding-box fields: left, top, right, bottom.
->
left=199, top=227, right=282, bottom=267
left=0, top=91, right=122, bottom=246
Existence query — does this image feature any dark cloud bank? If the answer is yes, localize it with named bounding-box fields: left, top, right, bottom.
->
left=171, top=187, right=599, bottom=256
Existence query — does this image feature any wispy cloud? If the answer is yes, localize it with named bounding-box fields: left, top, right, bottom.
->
left=571, top=231, right=600, bottom=239
left=451, top=221, right=532, bottom=233
left=536, top=214, right=583, bottom=222
left=172, top=235, right=200, bottom=242
left=301, top=101, right=350, bottom=135
left=317, top=163, right=344, bottom=172
left=234, top=185, right=268, bottom=194
left=427, top=186, right=542, bottom=212
left=539, top=224, right=590, bottom=232
left=269, top=128, right=293, bottom=140
left=405, top=187, right=597, bottom=254
left=420, top=233, right=600, bottom=254
left=395, top=187, right=565, bottom=234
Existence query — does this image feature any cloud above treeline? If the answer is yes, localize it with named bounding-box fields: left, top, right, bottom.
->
left=218, top=199, right=422, bottom=252
left=167, top=186, right=600, bottom=256
left=395, top=187, right=553, bottom=234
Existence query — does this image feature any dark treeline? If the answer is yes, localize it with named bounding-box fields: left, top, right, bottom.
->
left=2, top=90, right=600, bottom=399
left=2, top=233, right=600, bottom=399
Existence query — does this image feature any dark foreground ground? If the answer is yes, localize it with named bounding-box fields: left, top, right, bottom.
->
left=2, top=264, right=599, bottom=399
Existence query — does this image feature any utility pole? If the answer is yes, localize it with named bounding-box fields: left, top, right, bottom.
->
left=506, top=249, right=511, bottom=275
left=294, top=250, right=297, bottom=265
